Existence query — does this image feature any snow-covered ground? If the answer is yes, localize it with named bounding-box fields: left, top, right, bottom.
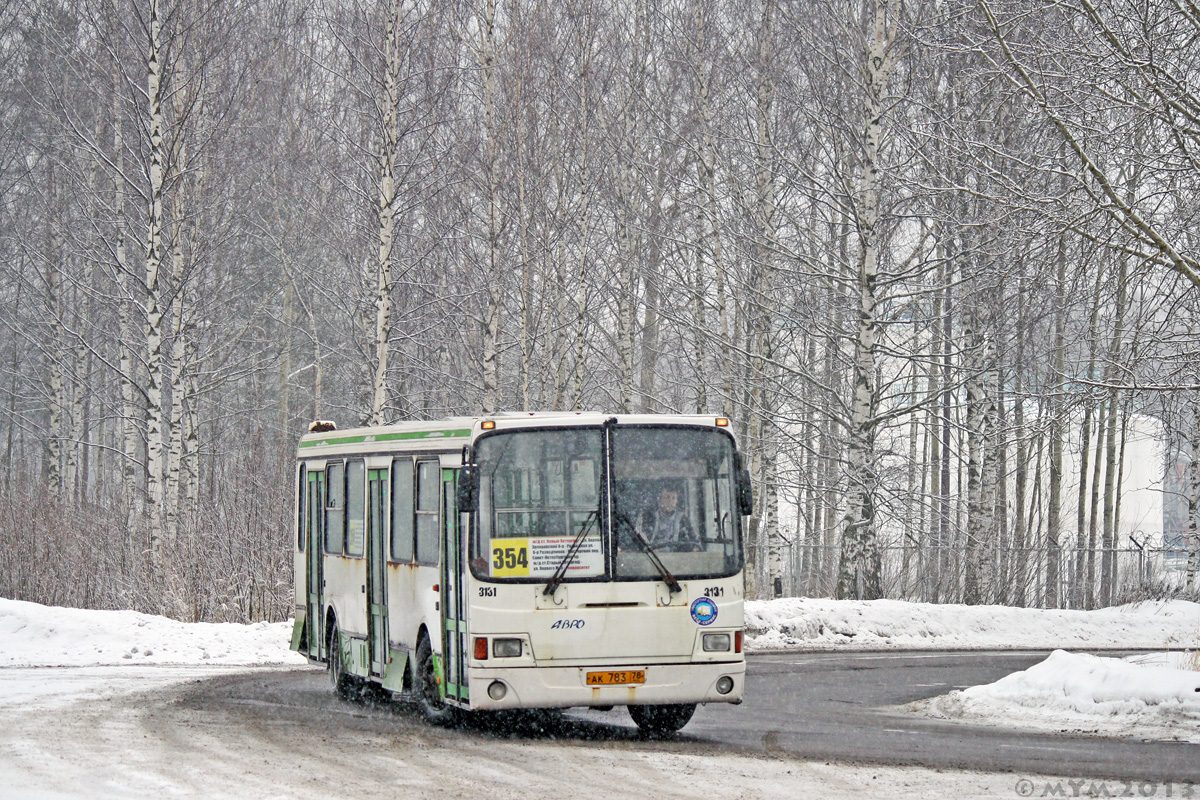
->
left=0, top=596, right=1089, bottom=799
left=0, top=597, right=305, bottom=668
left=746, top=597, right=1200, bottom=651
left=745, top=598, right=1200, bottom=745
left=914, top=649, right=1200, bottom=742
left=6, top=594, right=1195, bottom=666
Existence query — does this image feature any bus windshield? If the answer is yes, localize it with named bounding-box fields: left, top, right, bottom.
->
left=470, top=425, right=742, bottom=583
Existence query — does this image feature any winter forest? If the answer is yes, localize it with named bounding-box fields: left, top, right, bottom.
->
left=2, top=0, right=1200, bottom=622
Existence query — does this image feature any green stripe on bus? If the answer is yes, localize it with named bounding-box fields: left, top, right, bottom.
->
left=298, top=428, right=472, bottom=448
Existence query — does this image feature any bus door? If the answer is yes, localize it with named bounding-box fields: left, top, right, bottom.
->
left=305, top=470, right=325, bottom=660
left=366, top=469, right=389, bottom=676
left=440, top=468, right=467, bottom=702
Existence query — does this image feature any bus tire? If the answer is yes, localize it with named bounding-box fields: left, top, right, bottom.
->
left=415, top=635, right=457, bottom=726
left=328, top=622, right=359, bottom=701
left=628, top=703, right=696, bottom=735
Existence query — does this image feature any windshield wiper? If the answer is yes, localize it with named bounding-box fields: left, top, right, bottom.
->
left=615, top=510, right=682, bottom=594
left=543, top=508, right=600, bottom=596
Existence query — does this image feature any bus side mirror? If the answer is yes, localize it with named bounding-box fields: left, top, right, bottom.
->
left=737, top=467, right=753, bottom=516
left=456, top=465, right=478, bottom=512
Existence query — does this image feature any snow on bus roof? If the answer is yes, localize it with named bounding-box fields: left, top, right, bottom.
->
left=296, top=413, right=733, bottom=452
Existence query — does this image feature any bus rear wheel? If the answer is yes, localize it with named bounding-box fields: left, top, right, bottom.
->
left=415, top=636, right=457, bottom=726
left=628, top=703, right=696, bottom=735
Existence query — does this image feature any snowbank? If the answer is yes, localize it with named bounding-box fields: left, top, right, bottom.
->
left=745, top=597, right=1200, bottom=651
left=5, top=594, right=1198, bottom=668
left=917, top=649, right=1200, bottom=742
left=0, top=598, right=306, bottom=668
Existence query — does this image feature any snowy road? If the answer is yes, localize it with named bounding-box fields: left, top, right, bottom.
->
left=1, top=651, right=1196, bottom=798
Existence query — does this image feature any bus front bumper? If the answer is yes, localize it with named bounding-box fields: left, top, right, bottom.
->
left=464, top=660, right=746, bottom=711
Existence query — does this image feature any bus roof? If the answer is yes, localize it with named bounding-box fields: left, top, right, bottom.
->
left=296, top=412, right=734, bottom=458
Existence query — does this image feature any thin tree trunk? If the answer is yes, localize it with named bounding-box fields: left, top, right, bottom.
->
left=901, top=316, right=921, bottom=597
left=1044, top=238, right=1067, bottom=608
left=1086, top=393, right=1108, bottom=608
left=1112, top=396, right=1131, bottom=596
left=938, top=241, right=954, bottom=602
left=638, top=181, right=665, bottom=412
left=963, top=300, right=985, bottom=604
left=165, top=29, right=192, bottom=545
left=1099, top=253, right=1128, bottom=607
left=1189, top=396, right=1200, bottom=589
left=928, top=238, right=944, bottom=602
left=1074, top=261, right=1105, bottom=608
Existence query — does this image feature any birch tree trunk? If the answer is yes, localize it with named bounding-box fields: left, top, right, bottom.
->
left=45, top=200, right=64, bottom=497
left=689, top=3, right=718, bottom=414
left=165, top=21, right=195, bottom=545
left=370, top=0, right=404, bottom=425
left=143, top=0, right=168, bottom=565
left=512, top=36, right=533, bottom=412
left=743, top=0, right=780, bottom=597
left=570, top=36, right=593, bottom=413
left=615, top=2, right=647, bottom=414
left=963, top=308, right=985, bottom=604
left=479, top=0, right=502, bottom=415
left=836, top=0, right=891, bottom=601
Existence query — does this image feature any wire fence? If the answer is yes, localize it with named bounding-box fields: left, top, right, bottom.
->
left=769, top=540, right=1196, bottom=608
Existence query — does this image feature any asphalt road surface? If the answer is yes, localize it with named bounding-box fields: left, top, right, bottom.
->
left=187, top=650, right=1198, bottom=783
left=689, top=651, right=1200, bottom=783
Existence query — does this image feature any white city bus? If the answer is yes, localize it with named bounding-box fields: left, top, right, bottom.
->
left=290, top=413, right=752, bottom=733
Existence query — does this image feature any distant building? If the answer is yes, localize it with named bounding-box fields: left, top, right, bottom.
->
left=1162, top=450, right=1190, bottom=563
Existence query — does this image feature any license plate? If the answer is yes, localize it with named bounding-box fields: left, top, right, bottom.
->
left=586, top=670, right=646, bottom=686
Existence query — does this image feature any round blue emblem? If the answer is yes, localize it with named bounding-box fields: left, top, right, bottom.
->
left=690, top=597, right=718, bottom=626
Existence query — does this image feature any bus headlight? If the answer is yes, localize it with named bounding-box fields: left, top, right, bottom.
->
left=703, top=633, right=731, bottom=652
left=716, top=676, right=735, bottom=695
left=492, top=638, right=523, bottom=658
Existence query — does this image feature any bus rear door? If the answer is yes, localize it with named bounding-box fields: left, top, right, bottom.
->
left=305, top=470, right=325, bottom=660
left=367, top=468, right=389, bottom=676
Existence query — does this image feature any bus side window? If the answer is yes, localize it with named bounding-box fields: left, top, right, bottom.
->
left=345, top=460, right=365, bottom=557
left=415, top=461, right=439, bottom=564
left=326, top=462, right=346, bottom=554
left=391, top=458, right=415, bottom=562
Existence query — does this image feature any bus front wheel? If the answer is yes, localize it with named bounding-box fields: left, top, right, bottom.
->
left=328, top=623, right=360, bottom=701
left=415, top=636, right=457, bottom=726
left=628, top=703, right=696, bottom=735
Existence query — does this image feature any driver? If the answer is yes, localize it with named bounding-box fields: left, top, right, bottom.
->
left=642, top=486, right=699, bottom=551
